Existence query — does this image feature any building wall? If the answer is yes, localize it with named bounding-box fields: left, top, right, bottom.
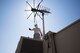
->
left=43, top=31, right=56, bottom=53
left=15, top=19, right=80, bottom=53
left=55, top=20, right=80, bottom=53
left=15, top=37, right=23, bottom=53
left=15, top=36, right=43, bottom=53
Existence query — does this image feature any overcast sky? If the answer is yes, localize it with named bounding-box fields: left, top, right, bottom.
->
left=0, top=0, right=80, bottom=53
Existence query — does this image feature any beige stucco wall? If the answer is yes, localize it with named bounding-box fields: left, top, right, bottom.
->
left=43, top=31, right=56, bottom=53
left=55, top=20, right=80, bottom=53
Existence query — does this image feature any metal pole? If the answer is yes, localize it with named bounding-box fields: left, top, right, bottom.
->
left=42, top=13, right=45, bottom=36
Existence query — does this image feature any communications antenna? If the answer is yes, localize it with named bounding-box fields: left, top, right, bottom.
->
left=25, top=0, right=51, bottom=36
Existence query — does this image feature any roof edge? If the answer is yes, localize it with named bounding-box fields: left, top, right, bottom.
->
left=56, top=19, right=80, bottom=35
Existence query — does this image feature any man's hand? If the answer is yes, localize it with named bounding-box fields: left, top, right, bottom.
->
left=29, top=28, right=31, bottom=30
